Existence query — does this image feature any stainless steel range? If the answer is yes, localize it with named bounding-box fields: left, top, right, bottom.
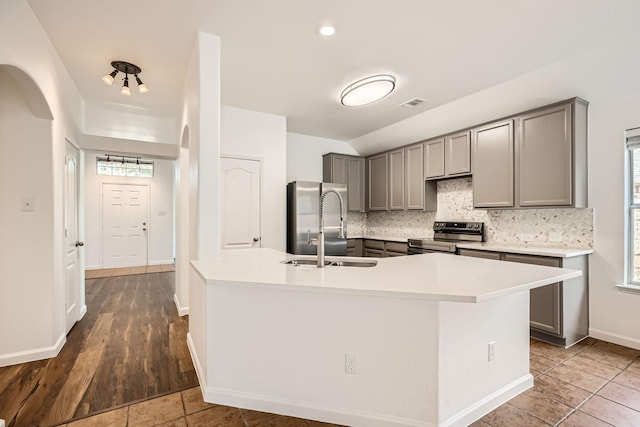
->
left=408, top=221, right=484, bottom=254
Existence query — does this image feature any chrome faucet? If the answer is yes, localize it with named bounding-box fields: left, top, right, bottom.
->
left=308, top=189, right=345, bottom=267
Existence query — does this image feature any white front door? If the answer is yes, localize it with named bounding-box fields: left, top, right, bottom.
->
left=221, top=157, right=261, bottom=249
left=102, top=183, right=149, bottom=268
left=64, top=141, right=81, bottom=333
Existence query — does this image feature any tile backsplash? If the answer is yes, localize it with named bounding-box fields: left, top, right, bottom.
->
left=347, top=177, right=593, bottom=249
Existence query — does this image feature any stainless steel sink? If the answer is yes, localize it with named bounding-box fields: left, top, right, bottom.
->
left=329, top=260, right=377, bottom=267
left=282, top=259, right=331, bottom=266
left=282, top=258, right=377, bottom=267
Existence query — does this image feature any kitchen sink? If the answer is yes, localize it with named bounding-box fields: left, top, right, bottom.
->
left=282, top=259, right=331, bottom=266
left=329, top=260, right=377, bottom=267
left=281, top=258, right=377, bottom=267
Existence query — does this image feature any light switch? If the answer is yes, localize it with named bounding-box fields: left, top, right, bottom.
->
left=21, top=197, right=35, bottom=212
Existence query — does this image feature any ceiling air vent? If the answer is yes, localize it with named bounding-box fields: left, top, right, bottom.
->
left=399, top=98, right=426, bottom=109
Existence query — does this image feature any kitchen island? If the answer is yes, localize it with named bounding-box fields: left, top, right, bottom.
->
left=188, top=248, right=581, bottom=427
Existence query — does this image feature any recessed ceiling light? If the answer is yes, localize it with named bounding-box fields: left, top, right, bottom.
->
left=317, top=23, right=337, bottom=37
left=340, top=75, right=396, bottom=107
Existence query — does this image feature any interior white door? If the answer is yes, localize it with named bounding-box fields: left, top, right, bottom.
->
left=221, top=157, right=261, bottom=249
left=102, top=183, right=149, bottom=268
left=64, top=142, right=81, bottom=333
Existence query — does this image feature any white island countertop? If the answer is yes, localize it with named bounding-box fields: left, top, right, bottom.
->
left=191, top=248, right=581, bottom=303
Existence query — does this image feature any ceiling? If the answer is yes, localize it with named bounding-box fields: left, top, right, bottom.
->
left=27, top=0, right=640, bottom=142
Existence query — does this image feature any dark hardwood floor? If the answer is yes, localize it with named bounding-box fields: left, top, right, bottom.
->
left=0, top=271, right=197, bottom=427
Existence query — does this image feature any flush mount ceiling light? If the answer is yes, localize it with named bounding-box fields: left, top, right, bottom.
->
left=102, top=60, right=149, bottom=95
left=317, top=22, right=337, bottom=36
left=340, top=74, right=396, bottom=107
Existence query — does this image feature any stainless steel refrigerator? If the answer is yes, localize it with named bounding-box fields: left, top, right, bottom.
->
left=286, top=181, right=347, bottom=255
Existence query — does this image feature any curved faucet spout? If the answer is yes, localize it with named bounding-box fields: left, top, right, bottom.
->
left=317, top=189, right=346, bottom=268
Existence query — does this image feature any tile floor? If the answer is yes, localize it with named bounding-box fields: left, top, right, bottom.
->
left=85, top=264, right=175, bottom=279
left=473, top=337, right=640, bottom=426
left=54, top=386, right=340, bottom=427
left=51, top=337, right=640, bottom=427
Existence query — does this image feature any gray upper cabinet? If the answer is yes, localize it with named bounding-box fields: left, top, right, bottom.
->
left=472, top=120, right=514, bottom=208
left=389, top=149, right=405, bottom=210
left=347, top=157, right=365, bottom=212
left=445, top=131, right=471, bottom=176
left=323, top=153, right=365, bottom=212
left=367, top=152, right=389, bottom=211
left=470, top=98, right=588, bottom=209
left=425, top=132, right=471, bottom=181
left=425, top=138, right=445, bottom=179
left=517, top=102, right=576, bottom=207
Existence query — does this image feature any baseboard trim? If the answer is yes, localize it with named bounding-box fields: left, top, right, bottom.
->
left=0, top=333, right=66, bottom=368
left=186, top=333, right=206, bottom=390
left=439, top=374, right=533, bottom=427
left=84, top=265, right=101, bottom=271
left=173, top=294, right=189, bottom=316
left=148, top=260, right=175, bottom=266
left=79, top=304, right=88, bottom=320
left=589, top=328, right=640, bottom=351
left=203, top=386, right=434, bottom=427
left=198, top=373, right=532, bottom=427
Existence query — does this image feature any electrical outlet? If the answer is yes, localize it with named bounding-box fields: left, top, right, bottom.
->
left=345, top=353, right=357, bottom=374
left=488, top=341, right=496, bottom=362
left=549, top=232, right=562, bottom=243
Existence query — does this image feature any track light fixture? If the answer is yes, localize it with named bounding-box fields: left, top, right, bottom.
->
left=102, top=60, right=149, bottom=95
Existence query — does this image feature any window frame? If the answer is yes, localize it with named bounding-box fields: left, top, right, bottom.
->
left=625, top=128, right=640, bottom=286
left=96, top=157, right=154, bottom=178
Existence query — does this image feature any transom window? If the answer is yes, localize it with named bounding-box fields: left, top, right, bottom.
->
left=97, top=157, right=154, bottom=178
left=626, top=128, right=640, bottom=284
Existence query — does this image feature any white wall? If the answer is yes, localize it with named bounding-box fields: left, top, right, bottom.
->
left=83, top=152, right=175, bottom=269
left=84, top=99, right=177, bottom=144
left=349, top=28, right=640, bottom=349
left=179, top=32, right=221, bottom=369
left=0, top=0, right=84, bottom=366
left=588, top=96, right=640, bottom=348
left=287, top=133, right=358, bottom=183
left=222, top=106, right=287, bottom=251
left=0, top=69, right=55, bottom=358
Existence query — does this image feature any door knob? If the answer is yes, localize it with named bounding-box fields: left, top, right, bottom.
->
left=75, top=241, right=84, bottom=247
left=253, top=237, right=260, bottom=242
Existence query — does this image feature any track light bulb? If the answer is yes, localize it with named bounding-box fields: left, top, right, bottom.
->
left=135, top=75, right=149, bottom=94
left=121, top=76, right=131, bottom=96
left=102, top=69, right=117, bottom=85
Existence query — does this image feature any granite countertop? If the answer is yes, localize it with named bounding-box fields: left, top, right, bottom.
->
left=456, top=242, right=594, bottom=258
left=191, top=248, right=581, bottom=303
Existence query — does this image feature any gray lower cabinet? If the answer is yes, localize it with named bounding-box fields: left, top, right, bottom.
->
left=385, top=241, right=408, bottom=257
left=363, top=239, right=408, bottom=257
left=502, top=254, right=562, bottom=337
left=458, top=248, right=588, bottom=347
left=323, top=153, right=365, bottom=212
left=367, top=153, right=389, bottom=211
left=346, top=238, right=364, bottom=257
left=364, top=239, right=385, bottom=257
